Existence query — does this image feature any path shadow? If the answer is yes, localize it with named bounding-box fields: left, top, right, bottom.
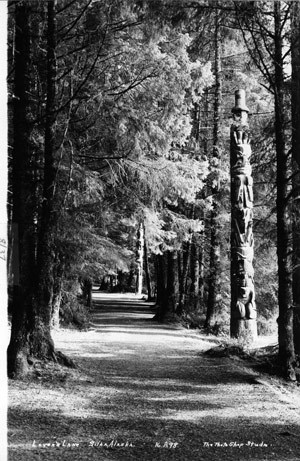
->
left=8, top=406, right=300, bottom=461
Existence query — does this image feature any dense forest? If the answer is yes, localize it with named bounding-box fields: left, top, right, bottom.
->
left=7, top=0, right=300, bottom=382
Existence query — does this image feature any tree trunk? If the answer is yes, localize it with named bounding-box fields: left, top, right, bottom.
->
left=110, top=275, right=114, bottom=291
left=164, top=251, right=177, bottom=321
left=190, top=235, right=202, bottom=310
left=206, top=215, right=221, bottom=328
left=206, top=11, right=222, bottom=329
left=291, top=1, right=300, bottom=356
left=127, top=262, right=135, bottom=292
left=154, top=251, right=177, bottom=322
left=28, top=0, right=58, bottom=359
left=81, top=277, right=93, bottom=308
left=154, top=253, right=167, bottom=321
left=51, top=284, right=62, bottom=330
left=143, top=226, right=153, bottom=300
left=191, top=102, right=200, bottom=141
left=25, top=1, right=73, bottom=368
left=177, top=241, right=191, bottom=315
left=177, top=250, right=183, bottom=288
left=7, top=1, right=35, bottom=378
left=51, top=256, right=65, bottom=329
left=199, top=91, right=208, bottom=314
left=274, top=2, right=296, bottom=380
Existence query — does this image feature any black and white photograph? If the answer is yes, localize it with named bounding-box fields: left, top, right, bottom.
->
left=5, top=0, right=300, bottom=460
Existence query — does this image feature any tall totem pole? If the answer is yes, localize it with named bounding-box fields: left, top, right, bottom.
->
left=230, top=90, right=257, bottom=340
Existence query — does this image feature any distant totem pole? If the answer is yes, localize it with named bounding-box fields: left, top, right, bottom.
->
left=230, top=90, right=257, bottom=339
left=136, top=222, right=144, bottom=296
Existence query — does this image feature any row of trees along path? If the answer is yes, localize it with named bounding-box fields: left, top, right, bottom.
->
left=8, top=292, right=300, bottom=461
left=7, top=0, right=300, bottom=384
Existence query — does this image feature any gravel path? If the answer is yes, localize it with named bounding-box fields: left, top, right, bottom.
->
left=8, top=293, right=300, bottom=461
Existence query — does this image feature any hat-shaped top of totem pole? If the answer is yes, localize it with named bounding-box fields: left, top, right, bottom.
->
left=232, top=89, right=249, bottom=114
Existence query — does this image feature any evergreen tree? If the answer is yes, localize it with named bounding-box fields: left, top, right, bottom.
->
left=291, top=0, right=300, bottom=357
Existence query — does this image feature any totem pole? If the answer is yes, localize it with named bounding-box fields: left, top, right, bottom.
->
left=136, top=222, right=144, bottom=296
left=230, top=90, right=257, bottom=340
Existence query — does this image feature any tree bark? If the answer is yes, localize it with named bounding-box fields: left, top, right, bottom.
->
left=80, top=277, right=93, bottom=308
left=21, top=1, right=73, bottom=368
left=164, top=251, right=177, bottom=321
left=127, top=262, right=135, bottom=292
left=154, top=253, right=167, bottom=321
left=28, top=0, right=58, bottom=359
left=291, top=1, right=300, bottom=356
left=206, top=10, right=222, bottom=329
left=274, top=2, right=296, bottom=380
left=143, top=226, right=153, bottom=301
left=177, top=241, right=191, bottom=315
left=51, top=255, right=65, bottom=329
left=190, top=235, right=202, bottom=310
left=7, top=1, right=35, bottom=378
left=154, top=251, right=178, bottom=322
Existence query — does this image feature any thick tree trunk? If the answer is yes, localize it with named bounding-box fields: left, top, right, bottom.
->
left=274, top=2, right=296, bottom=380
left=206, top=11, right=222, bottom=329
left=291, top=1, right=300, bottom=356
left=24, top=1, right=73, bottom=368
left=29, top=0, right=58, bottom=359
left=7, top=2, right=35, bottom=378
left=154, top=251, right=178, bottom=322
left=291, top=4, right=300, bottom=171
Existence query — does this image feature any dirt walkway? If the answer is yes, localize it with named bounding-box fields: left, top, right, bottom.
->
left=8, top=294, right=300, bottom=461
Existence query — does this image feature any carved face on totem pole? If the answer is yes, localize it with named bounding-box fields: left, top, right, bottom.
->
left=231, top=134, right=251, bottom=175
left=233, top=245, right=256, bottom=320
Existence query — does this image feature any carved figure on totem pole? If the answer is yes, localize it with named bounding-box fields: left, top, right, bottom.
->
left=230, top=90, right=257, bottom=335
left=233, top=175, right=253, bottom=209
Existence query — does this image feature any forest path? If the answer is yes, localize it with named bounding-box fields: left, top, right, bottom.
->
left=8, top=293, right=300, bottom=461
